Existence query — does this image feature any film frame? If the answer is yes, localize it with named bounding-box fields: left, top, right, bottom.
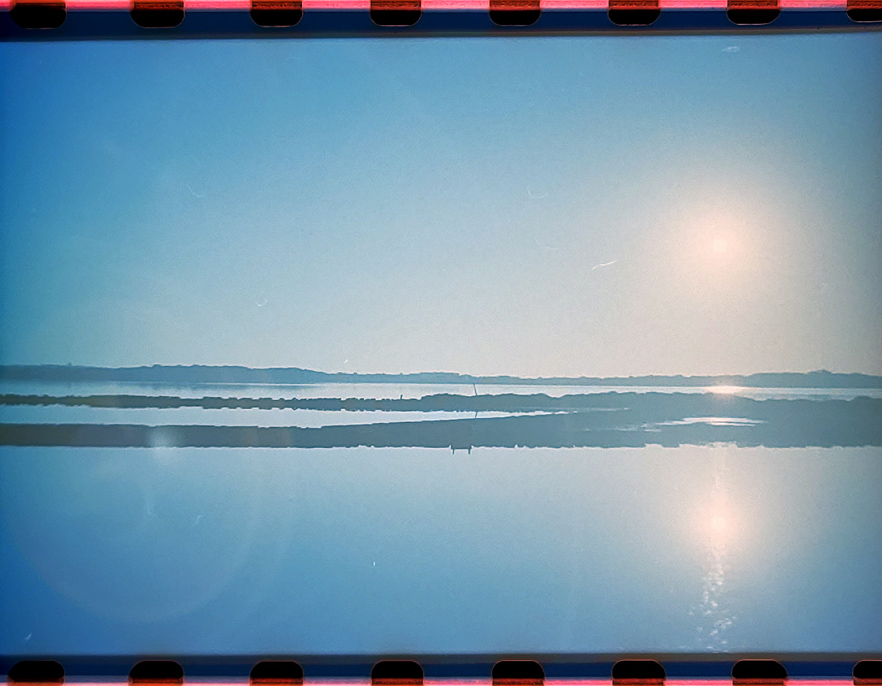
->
left=1, top=0, right=881, bottom=682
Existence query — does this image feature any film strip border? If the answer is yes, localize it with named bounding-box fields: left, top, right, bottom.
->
left=4, top=660, right=882, bottom=685
left=2, top=0, right=881, bottom=29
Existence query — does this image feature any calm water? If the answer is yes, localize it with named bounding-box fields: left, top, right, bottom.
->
left=3, top=380, right=881, bottom=401
left=1, top=383, right=881, bottom=656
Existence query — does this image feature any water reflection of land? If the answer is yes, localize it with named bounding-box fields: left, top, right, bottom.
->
left=1, top=391, right=879, bottom=448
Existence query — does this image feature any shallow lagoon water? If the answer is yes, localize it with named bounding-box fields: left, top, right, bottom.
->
left=2, top=440, right=881, bottom=655
left=2, top=381, right=881, bottom=655
left=0, top=405, right=544, bottom=428
left=3, top=380, right=881, bottom=401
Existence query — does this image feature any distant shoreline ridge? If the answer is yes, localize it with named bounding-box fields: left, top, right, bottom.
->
left=2, top=365, right=881, bottom=389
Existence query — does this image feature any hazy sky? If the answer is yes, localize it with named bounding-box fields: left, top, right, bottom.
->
left=1, top=33, right=881, bottom=377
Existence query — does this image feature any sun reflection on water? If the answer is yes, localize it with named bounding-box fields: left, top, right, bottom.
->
left=709, top=385, right=745, bottom=395
left=691, top=452, right=737, bottom=650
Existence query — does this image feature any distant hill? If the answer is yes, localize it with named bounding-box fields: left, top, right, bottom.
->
left=1, top=365, right=881, bottom=389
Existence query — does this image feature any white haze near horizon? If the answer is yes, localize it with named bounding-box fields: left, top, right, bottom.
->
left=1, top=34, right=881, bottom=378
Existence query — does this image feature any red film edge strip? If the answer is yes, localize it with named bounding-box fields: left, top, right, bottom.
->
left=369, top=0, right=420, bottom=10
left=5, top=681, right=859, bottom=686
left=489, top=0, right=541, bottom=13
left=250, top=0, right=301, bottom=12
left=1, top=0, right=871, bottom=12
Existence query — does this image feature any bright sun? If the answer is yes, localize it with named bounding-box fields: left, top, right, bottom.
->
left=712, top=237, right=730, bottom=255
left=673, top=202, right=753, bottom=275
left=694, top=229, right=745, bottom=279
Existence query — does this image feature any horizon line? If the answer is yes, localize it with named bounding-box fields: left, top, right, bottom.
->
left=2, top=363, right=881, bottom=381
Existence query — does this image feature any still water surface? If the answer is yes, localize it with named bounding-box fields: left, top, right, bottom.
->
left=1, top=383, right=881, bottom=656
left=3, top=380, right=881, bottom=401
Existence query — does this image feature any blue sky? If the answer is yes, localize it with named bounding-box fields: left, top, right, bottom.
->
left=1, top=33, right=881, bottom=377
